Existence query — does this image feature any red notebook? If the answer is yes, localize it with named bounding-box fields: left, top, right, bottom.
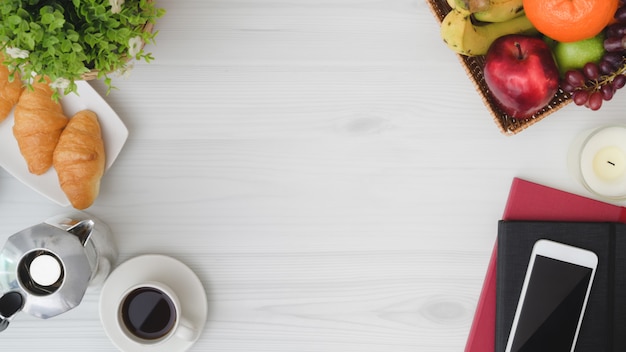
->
left=464, top=177, right=626, bottom=352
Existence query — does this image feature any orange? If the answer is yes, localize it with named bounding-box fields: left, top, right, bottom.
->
left=523, top=0, right=619, bottom=43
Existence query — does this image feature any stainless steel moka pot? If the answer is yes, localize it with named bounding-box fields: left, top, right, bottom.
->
left=0, top=211, right=117, bottom=331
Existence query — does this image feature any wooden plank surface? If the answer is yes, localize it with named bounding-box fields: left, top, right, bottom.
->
left=0, top=1, right=623, bottom=351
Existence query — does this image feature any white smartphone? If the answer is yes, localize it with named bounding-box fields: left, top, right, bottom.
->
left=504, top=239, right=598, bottom=352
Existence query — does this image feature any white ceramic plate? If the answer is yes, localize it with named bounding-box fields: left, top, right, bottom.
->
left=0, top=80, right=128, bottom=206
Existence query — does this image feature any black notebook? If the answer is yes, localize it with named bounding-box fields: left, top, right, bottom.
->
left=495, top=221, right=626, bottom=352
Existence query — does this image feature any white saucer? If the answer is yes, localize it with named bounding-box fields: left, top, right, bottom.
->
left=99, top=255, right=207, bottom=352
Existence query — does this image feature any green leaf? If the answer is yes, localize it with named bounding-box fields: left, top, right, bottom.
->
left=61, top=39, right=71, bottom=53
left=49, top=17, right=65, bottom=32
left=42, top=35, right=59, bottom=47
left=41, top=13, right=54, bottom=25
left=16, top=8, right=29, bottom=19
left=66, top=30, right=79, bottom=42
left=7, top=15, right=21, bottom=26
left=21, top=33, right=36, bottom=51
left=29, top=22, right=41, bottom=31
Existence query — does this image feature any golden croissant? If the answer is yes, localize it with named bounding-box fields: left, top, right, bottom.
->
left=0, top=54, right=22, bottom=121
left=53, top=110, right=105, bottom=209
left=13, top=77, right=68, bottom=175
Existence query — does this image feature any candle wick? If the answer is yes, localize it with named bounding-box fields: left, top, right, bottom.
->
left=608, top=161, right=616, bottom=166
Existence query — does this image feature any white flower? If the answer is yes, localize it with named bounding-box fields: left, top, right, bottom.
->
left=109, top=0, right=124, bottom=14
left=5, top=47, right=29, bottom=59
left=115, top=62, right=134, bottom=79
left=128, top=36, right=143, bottom=58
left=50, top=77, right=70, bottom=90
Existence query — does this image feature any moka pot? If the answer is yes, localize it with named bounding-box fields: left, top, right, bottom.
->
left=0, top=211, right=117, bottom=331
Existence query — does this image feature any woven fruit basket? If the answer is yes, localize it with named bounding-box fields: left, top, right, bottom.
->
left=426, top=0, right=573, bottom=135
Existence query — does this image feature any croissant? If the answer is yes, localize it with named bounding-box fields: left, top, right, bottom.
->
left=53, top=110, right=105, bottom=209
left=0, top=54, right=23, bottom=122
left=13, top=77, right=68, bottom=174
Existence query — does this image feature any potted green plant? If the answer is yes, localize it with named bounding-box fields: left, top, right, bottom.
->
left=0, top=0, right=165, bottom=98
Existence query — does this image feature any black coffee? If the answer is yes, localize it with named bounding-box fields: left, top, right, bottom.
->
left=121, top=287, right=176, bottom=340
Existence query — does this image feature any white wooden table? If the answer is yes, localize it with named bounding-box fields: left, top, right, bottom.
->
left=0, top=1, right=624, bottom=351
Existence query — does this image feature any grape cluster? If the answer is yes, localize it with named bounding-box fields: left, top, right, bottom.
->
left=561, top=5, right=626, bottom=111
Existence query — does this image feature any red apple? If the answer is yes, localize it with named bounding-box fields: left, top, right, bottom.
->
left=483, top=34, right=559, bottom=119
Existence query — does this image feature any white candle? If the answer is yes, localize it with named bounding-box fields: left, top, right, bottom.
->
left=576, top=125, right=626, bottom=199
left=592, top=146, right=626, bottom=181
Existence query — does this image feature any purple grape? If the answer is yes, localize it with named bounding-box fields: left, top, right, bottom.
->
left=587, top=91, right=603, bottom=110
left=565, top=70, right=586, bottom=88
left=599, top=53, right=625, bottom=75
left=615, top=6, right=626, bottom=23
left=607, top=23, right=626, bottom=38
left=604, top=36, right=626, bottom=52
left=599, top=59, right=617, bottom=75
left=561, top=81, right=577, bottom=93
left=583, top=62, right=600, bottom=80
left=601, top=84, right=615, bottom=101
left=572, top=90, right=590, bottom=106
left=603, top=52, right=624, bottom=66
left=614, top=74, right=626, bottom=89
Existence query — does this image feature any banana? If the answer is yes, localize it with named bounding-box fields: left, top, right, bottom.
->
left=447, top=0, right=471, bottom=15
left=453, top=0, right=490, bottom=12
left=473, top=0, right=524, bottom=23
left=440, top=9, right=537, bottom=56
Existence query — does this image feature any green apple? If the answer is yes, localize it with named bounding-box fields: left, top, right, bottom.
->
left=553, top=34, right=605, bottom=76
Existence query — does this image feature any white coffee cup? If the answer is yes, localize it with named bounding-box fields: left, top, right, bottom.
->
left=116, top=281, right=196, bottom=345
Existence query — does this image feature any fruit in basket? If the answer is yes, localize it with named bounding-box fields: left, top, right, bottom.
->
left=563, top=66, right=623, bottom=111
left=558, top=3, right=626, bottom=112
left=440, top=9, right=537, bottom=56
left=523, top=0, right=618, bottom=43
left=553, top=34, right=606, bottom=75
left=474, top=0, right=524, bottom=23
left=483, top=34, right=559, bottom=118
left=447, top=0, right=463, bottom=12
left=453, top=0, right=490, bottom=12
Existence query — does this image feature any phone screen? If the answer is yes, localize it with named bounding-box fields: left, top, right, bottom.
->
left=509, top=255, right=593, bottom=352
